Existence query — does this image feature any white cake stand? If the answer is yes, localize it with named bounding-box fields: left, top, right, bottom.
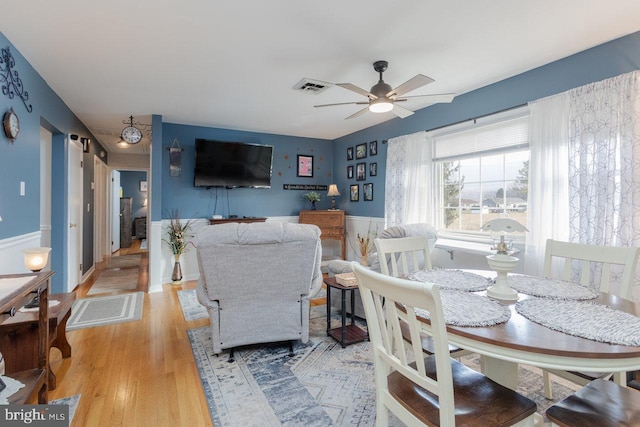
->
left=486, top=254, right=519, bottom=301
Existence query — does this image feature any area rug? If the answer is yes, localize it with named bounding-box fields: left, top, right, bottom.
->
left=51, top=394, right=81, bottom=424
left=177, top=289, right=208, bottom=321
left=187, top=304, right=578, bottom=426
left=66, top=292, right=144, bottom=330
left=106, top=254, right=141, bottom=269
left=88, top=266, right=139, bottom=295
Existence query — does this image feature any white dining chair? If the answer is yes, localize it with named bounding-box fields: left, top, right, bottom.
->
left=375, top=237, right=471, bottom=358
left=375, top=236, right=432, bottom=277
left=352, top=263, right=537, bottom=426
left=542, top=238, right=640, bottom=398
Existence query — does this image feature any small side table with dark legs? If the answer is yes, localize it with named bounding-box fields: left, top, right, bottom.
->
left=324, top=277, right=368, bottom=348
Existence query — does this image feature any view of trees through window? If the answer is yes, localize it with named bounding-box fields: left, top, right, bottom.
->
left=441, top=150, right=529, bottom=232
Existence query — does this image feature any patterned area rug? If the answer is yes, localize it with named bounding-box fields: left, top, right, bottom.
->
left=178, top=290, right=208, bottom=321
left=67, top=292, right=144, bottom=330
left=187, top=302, right=578, bottom=426
left=51, top=394, right=81, bottom=424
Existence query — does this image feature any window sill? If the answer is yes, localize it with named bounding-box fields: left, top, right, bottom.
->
left=434, top=238, right=494, bottom=257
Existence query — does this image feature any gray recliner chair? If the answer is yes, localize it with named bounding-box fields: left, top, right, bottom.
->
left=196, top=222, right=323, bottom=359
left=328, top=223, right=438, bottom=318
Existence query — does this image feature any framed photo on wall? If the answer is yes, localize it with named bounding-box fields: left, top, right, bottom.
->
left=356, top=142, right=367, bottom=159
left=139, top=180, right=148, bottom=192
left=369, top=140, right=377, bottom=156
left=350, top=184, right=359, bottom=201
left=356, top=162, right=366, bottom=181
left=297, top=154, right=314, bottom=177
left=369, top=162, right=377, bottom=176
left=347, top=165, right=354, bottom=179
left=347, top=147, right=354, bottom=161
left=363, top=183, right=373, bottom=201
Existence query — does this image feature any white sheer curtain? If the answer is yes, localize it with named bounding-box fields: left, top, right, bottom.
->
left=384, top=131, right=434, bottom=227
left=525, top=94, right=570, bottom=276
left=568, top=71, right=640, bottom=249
left=526, top=71, right=640, bottom=284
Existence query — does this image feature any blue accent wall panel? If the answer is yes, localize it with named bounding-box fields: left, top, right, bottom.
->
left=120, top=171, right=148, bottom=226
left=161, top=123, right=332, bottom=219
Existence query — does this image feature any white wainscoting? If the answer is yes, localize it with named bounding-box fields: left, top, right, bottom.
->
left=0, top=231, right=45, bottom=275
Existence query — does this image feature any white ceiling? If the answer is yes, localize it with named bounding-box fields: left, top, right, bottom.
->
left=3, top=1, right=640, bottom=154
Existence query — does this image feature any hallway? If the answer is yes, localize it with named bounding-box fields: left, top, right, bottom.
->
left=76, top=239, right=149, bottom=298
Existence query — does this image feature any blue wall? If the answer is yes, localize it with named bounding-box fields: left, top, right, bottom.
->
left=0, top=32, right=107, bottom=292
left=332, top=31, right=640, bottom=218
left=161, top=123, right=333, bottom=219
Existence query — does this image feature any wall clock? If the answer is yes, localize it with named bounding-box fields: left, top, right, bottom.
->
left=121, top=125, right=142, bottom=144
left=3, top=107, right=19, bottom=142
left=121, top=115, right=142, bottom=144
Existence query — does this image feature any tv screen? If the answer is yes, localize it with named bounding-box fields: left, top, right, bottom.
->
left=194, top=138, right=273, bottom=188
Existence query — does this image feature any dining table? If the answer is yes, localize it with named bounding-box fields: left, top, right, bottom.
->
left=409, top=269, right=640, bottom=391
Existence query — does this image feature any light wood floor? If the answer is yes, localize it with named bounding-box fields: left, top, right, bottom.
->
left=48, top=242, right=327, bottom=426
left=48, top=242, right=213, bottom=426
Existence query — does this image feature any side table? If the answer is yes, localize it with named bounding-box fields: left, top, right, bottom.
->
left=323, top=277, right=368, bottom=348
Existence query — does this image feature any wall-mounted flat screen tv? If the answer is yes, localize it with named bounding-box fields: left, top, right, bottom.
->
left=194, top=138, right=273, bottom=188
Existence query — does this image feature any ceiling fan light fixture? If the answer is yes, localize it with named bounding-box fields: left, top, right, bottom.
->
left=369, top=99, right=393, bottom=113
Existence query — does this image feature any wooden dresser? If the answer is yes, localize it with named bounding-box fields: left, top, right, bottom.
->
left=299, top=210, right=346, bottom=259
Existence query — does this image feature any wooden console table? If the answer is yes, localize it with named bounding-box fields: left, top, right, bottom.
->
left=299, top=210, right=346, bottom=259
left=0, top=271, right=53, bottom=404
left=0, top=292, right=75, bottom=390
left=209, top=217, right=267, bottom=225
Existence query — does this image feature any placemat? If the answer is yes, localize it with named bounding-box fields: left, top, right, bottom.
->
left=408, top=269, right=492, bottom=292
left=516, top=298, right=640, bottom=346
left=414, top=290, right=511, bottom=327
left=508, top=274, right=599, bottom=300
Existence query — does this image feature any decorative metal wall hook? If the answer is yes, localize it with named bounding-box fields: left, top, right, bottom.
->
left=0, top=46, right=32, bottom=113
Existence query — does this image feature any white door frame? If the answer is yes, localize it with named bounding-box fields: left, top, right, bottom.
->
left=110, top=170, right=121, bottom=253
left=94, top=157, right=109, bottom=264
left=67, top=137, right=83, bottom=292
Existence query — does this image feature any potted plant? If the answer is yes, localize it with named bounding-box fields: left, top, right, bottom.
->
left=162, top=210, right=194, bottom=285
left=304, top=191, right=321, bottom=210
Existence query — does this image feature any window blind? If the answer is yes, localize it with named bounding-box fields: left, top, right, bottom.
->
left=433, top=115, right=529, bottom=161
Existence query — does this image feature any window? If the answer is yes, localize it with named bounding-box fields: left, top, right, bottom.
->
left=432, top=112, right=529, bottom=235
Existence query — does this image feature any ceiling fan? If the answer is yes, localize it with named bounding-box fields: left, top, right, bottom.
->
left=314, top=60, right=455, bottom=119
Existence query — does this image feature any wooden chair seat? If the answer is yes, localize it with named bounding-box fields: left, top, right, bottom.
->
left=546, top=379, right=640, bottom=427
left=389, top=355, right=536, bottom=426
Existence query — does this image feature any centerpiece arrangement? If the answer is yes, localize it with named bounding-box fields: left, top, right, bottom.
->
left=163, top=210, right=194, bottom=285
left=304, top=191, right=321, bottom=210
left=351, top=220, right=379, bottom=265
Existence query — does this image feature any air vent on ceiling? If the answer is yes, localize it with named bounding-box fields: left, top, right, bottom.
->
left=292, top=78, right=332, bottom=94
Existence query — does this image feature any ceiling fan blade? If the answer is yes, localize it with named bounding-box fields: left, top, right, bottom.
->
left=390, top=103, right=414, bottom=119
left=337, top=83, right=376, bottom=99
left=314, top=101, right=368, bottom=108
left=387, top=74, right=434, bottom=98
left=398, top=93, right=456, bottom=103
left=345, top=106, right=371, bottom=120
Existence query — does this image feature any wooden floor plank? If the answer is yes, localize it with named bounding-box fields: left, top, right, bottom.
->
left=48, top=251, right=213, bottom=427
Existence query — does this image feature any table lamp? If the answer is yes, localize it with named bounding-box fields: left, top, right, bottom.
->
left=22, top=247, right=51, bottom=308
left=481, top=218, right=528, bottom=301
left=22, top=247, right=51, bottom=272
left=327, top=184, right=340, bottom=210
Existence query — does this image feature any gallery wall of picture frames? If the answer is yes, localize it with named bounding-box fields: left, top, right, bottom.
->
left=345, top=140, right=377, bottom=201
